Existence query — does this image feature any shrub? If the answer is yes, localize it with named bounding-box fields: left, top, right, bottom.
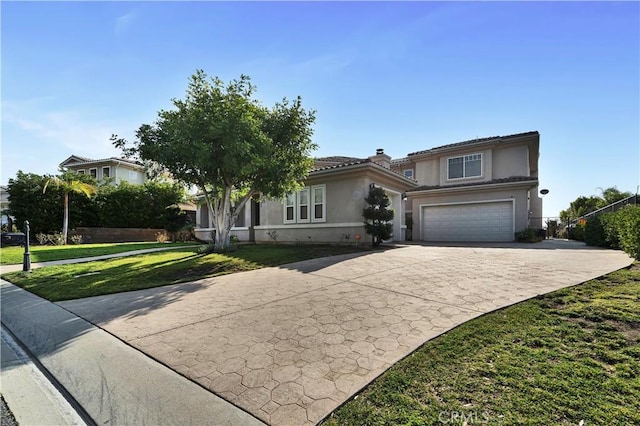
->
left=584, top=215, right=607, bottom=247
left=47, top=232, right=66, bottom=246
left=35, top=233, right=49, bottom=245
left=616, top=205, right=640, bottom=260
left=515, top=227, right=542, bottom=243
left=568, top=223, right=585, bottom=241
left=601, top=212, right=620, bottom=249
left=69, top=235, right=84, bottom=245
left=155, top=232, right=169, bottom=243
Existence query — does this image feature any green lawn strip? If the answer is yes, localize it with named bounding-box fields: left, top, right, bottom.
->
left=0, top=242, right=195, bottom=265
left=324, top=264, right=640, bottom=426
left=1, top=244, right=365, bottom=301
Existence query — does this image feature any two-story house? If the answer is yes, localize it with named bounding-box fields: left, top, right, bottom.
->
left=60, top=155, right=146, bottom=185
left=193, top=131, right=542, bottom=244
left=395, top=131, right=541, bottom=242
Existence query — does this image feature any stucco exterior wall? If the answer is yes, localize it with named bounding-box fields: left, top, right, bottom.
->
left=256, top=170, right=410, bottom=243
left=492, top=144, right=530, bottom=179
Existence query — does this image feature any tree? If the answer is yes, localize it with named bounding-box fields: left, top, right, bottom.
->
left=559, top=195, right=601, bottom=222
left=597, top=186, right=633, bottom=208
left=113, top=70, right=316, bottom=250
left=43, top=174, right=97, bottom=244
left=363, top=186, right=394, bottom=247
left=7, top=170, right=98, bottom=236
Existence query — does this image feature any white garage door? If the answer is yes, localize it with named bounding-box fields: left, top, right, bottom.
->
left=422, top=201, right=514, bottom=242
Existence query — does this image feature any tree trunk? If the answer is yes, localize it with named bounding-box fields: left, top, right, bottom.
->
left=63, top=192, right=69, bottom=244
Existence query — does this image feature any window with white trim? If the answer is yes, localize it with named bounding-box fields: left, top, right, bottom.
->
left=89, top=168, right=97, bottom=178
left=403, top=169, right=414, bottom=179
left=298, top=188, right=310, bottom=223
left=284, top=193, right=296, bottom=223
left=283, top=185, right=326, bottom=224
left=77, top=169, right=85, bottom=175
left=102, top=166, right=111, bottom=178
left=448, top=153, right=482, bottom=179
left=312, top=185, right=325, bottom=222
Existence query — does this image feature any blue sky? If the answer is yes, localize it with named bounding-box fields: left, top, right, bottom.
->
left=2, top=1, right=638, bottom=217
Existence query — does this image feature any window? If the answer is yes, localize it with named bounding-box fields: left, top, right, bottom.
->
left=284, top=193, right=296, bottom=223
left=283, top=185, right=326, bottom=224
left=129, top=170, right=138, bottom=180
left=298, top=188, right=310, bottom=223
left=312, top=185, right=325, bottom=222
left=89, top=168, right=97, bottom=178
left=102, top=166, right=111, bottom=178
left=403, top=169, right=414, bottom=179
left=448, top=153, right=482, bottom=179
left=77, top=169, right=85, bottom=175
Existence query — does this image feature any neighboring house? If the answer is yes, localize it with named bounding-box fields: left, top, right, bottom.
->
left=0, top=185, right=13, bottom=230
left=194, top=131, right=542, bottom=244
left=60, top=155, right=146, bottom=185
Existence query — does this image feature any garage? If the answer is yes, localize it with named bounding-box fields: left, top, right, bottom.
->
left=421, top=200, right=514, bottom=242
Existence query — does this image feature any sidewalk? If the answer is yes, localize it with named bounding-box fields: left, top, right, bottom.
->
left=0, top=244, right=199, bottom=274
left=1, top=279, right=264, bottom=425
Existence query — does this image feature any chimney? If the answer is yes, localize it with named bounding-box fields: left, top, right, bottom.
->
left=369, top=148, right=391, bottom=169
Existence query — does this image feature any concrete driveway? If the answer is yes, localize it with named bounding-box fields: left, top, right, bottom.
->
left=59, top=240, right=633, bottom=425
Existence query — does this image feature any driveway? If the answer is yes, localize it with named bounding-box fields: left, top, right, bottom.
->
left=59, top=240, right=633, bottom=425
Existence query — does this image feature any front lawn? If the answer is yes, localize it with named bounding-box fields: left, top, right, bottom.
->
left=0, top=242, right=194, bottom=265
left=1, top=244, right=365, bottom=301
left=324, top=264, right=640, bottom=425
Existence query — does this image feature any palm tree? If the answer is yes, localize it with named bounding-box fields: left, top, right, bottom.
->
left=43, top=176, right=97, bottom=244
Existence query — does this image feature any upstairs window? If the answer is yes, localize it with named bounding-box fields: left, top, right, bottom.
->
left=448, top=153, right=482, bottom=179
left=403, top=169, right=414, bottom=179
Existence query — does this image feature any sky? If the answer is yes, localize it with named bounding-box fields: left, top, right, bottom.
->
left=2, top=1, right=638, bottom=218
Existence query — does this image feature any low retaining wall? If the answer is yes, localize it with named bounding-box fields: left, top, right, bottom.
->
left=69, top=227, right=168, bottom=243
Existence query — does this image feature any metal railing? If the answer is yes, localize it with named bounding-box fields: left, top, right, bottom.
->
left=570, top=194, right=638, bottom=225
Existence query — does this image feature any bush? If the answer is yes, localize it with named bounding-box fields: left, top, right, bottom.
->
left=69, top=235, right=84, bottom=245
left=155, top=232, right=169, bottom=243
left=583, top=205, right=640, bottom=260
left=584, top=215, right=607, bottom=247
left=568, top=223, right=585, bottom=241
left=515, top=227, right=542, bottom=243
left=35, top=233, right=49, bottom=245
left=616, top=205, right=640, bottom=260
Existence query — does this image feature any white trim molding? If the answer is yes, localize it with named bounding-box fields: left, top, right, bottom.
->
left=255, top=222, right=364, bottom=230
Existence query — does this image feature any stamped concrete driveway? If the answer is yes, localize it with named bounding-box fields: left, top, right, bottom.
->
left=59, top=240, right=632, bottom=425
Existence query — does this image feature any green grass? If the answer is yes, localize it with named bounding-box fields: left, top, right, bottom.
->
left=0, top=242, right=194, bottom=265
left=324, top=264, right=640, bottom=426
left=1, top=244, right=365, bottom=301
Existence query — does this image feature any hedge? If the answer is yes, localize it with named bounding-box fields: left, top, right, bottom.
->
left=584, top=205, right=640, bottom=260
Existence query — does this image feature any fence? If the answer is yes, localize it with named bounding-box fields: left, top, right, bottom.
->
left=69, top=227, right=168, bottom=243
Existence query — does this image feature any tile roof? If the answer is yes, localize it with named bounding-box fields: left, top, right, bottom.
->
left=67, top=157, right=144, bottom=168
left=312, top=158, right=371, bottom=172
left=407, top=176, right=537, bottom=192
left=314, top=156, right=364, bottom=163
left=408, top=131, right=539, bottom=157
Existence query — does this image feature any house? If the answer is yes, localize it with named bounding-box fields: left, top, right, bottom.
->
left=396, top=131, right=542, bottom=242
left=60, top=155, right=146, bottom=185
left=194, top=131, right=542, bottom=244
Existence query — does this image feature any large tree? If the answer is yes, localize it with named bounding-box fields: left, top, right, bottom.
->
left=43, top=174, right=98, bottom=244
left=113, top=71, right=316, bottom=250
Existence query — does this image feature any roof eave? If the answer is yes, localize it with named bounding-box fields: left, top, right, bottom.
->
left=407, top=179, right=539, bottom=196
